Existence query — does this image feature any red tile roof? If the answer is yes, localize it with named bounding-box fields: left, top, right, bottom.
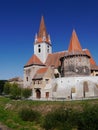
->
left=33, top=67, right=48, bottom=79
left=45, top=51, right=66, bottom=68
left=68, top=30, right=82, bottom=52
left=37, top=67, right=48, bottom=74
left=35, top=16, right=50, bottom=44
left=24, top=48, right=96, bottom=69
left=45, top=49, right=96, bottom=68
left=38, top=16, right=48, bottom=38
left=84, top=49, right=96, bottom=65
left=24, top=54, right=44, bottom=67
left=91, top=64, right=98, bottom=70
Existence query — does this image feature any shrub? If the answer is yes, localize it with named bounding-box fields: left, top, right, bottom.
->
left=77, top=105, right=98, bottom=130
left=43, top=107, right=76, bottom=130
left=22, top=88, right=32, bottom=99
left=3, top=82, right=11, bottom=95
left=10, top=83, right=22, bottom=99
left=19, top=108, right=41, bottom=122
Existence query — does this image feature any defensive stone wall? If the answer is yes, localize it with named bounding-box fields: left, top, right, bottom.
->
left=52, top=76, right=98, bottom=99
left=62, top=55, right=90, bottom=77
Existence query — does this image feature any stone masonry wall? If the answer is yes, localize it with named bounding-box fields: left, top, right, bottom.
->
left=63, top=55, right=90, bottom=77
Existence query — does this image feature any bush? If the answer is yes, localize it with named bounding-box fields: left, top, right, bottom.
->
left=77, top=105, right=98, bottom=130
left=43, top=107, right=76, bottom=130
left=10, top=83, right=22, bottom=99
left=22, top=88, right=32, bottom=99
left=19, top=108, right=41, bottom=122
left=3, top=82, right=11, bottom=95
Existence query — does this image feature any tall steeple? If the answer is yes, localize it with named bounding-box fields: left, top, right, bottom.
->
left=68, top=29, right=82, bottom=52
left=38, top=16, right=47, bottom=38
left=34, top=16, right=51, bottom=44
left=34, top=16, right=52, bottom=63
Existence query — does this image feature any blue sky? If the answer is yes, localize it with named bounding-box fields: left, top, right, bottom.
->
left=0, top=0, right=98, bottom=80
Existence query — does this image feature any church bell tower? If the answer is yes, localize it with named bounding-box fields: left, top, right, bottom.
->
left=34, top=16, right=52, bottom=63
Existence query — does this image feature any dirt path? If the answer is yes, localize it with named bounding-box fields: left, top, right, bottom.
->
left=0, top=123, right=11, bottom=130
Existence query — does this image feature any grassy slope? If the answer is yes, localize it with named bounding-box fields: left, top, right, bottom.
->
left=0, top=96, right=98, bottom=130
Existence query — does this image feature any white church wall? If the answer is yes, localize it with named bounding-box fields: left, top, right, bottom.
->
left=34, top=42, right=52, bottom=63
left=52, top=76, right=98, bottom=100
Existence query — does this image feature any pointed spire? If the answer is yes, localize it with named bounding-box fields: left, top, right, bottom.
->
left=38, top=16, right=48, bottom=38
left=68, top=29, right=82, bottom=52
left=34, top=16, right=51, bottom=44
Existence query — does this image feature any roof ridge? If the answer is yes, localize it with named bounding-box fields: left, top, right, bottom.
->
left=25, top=54, right=44, bottom=67
left=52, top=51, right=66, bottom=54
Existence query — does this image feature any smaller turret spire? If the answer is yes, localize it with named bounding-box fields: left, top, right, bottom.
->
left=68, top=29, right=82, bottom=52
left=34, top=33, right=38, bottom=43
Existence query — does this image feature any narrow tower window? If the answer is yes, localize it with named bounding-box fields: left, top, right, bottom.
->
left=26, top=77, right=28, bottom=81
left=38, top=48, right=41, bottom=53
left=38, top=44, right=41, bottom=53
left=47, top=45, right=49, bottom=53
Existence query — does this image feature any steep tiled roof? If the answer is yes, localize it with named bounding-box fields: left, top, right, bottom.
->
left=38, top=16, right=48, bottom=38
left=33, top=67, right=48, bottom=79
left=37, top=67, right=48, bottom=74
left=68, top=30, right=82, bottom=52
left=35, top=16, right=50, bottom=44
left=45, top=51, right=66, bottom=68
left=24, top=49, right=96, bottom=69
left=24, top=54, right=44, bottom=67
left=84, top=49, right=96, bottom=65
left=91, top=64, right=98, bottom=70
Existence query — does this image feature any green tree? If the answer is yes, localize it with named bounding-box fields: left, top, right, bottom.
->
left=3, top=82, right=11, bottom=95
left=22, top=88, right=32, bottom=99
left=10, top=83, right=22, bottom=99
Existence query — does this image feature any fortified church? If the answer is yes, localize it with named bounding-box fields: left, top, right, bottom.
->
left=24, top=16, right=98, bottom=100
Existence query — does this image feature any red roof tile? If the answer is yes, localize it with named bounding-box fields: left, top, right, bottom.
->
left=45, top=49, right=96, bottom=68
left=33, top=67, right=48, bottom=79
left=37, top=67, right=48, bottom=74
left=84, top=49, right=96, bottom=65
left=45, top=51, right=66, bottom=68
left=38, top=16, right=48, bottom=38
left=35, top=16, right=50, bottom=44
left=91, top=64, right=98, bottom=70
left=68, top=30, right=82, bottom=52
left=25, top=54, right=44, bottom=67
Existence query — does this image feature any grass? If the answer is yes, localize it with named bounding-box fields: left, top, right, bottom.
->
left=0, top=96, right=98, bottom=130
